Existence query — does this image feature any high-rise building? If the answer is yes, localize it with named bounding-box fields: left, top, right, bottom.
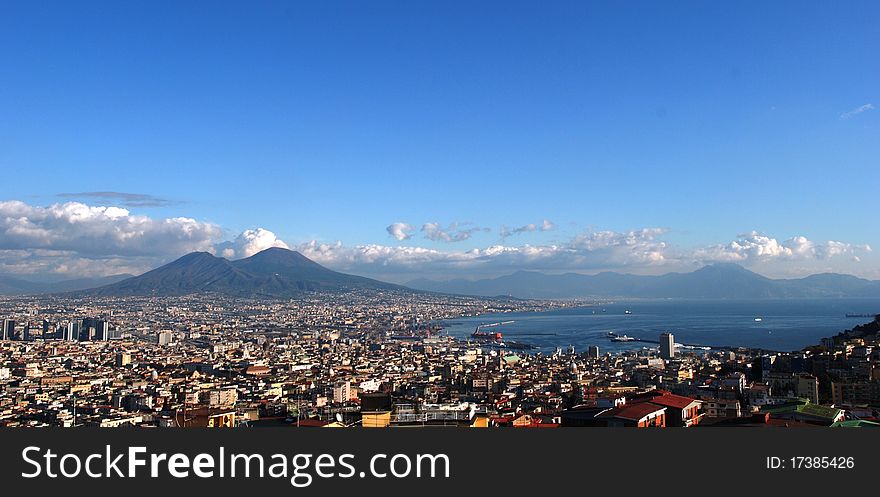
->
left=2, top=319, right=15, bottom=340
left=96, top=320, right=110, bottom=341
left=65, top=320, right=80, bottom=341
left=587, top=345, right=600, bottom=358
left=660, top=332, right=675, bottom=360
left=157, top=330, right=174, bottom=346
left=333, top=380, right=351, bottom=404
left=79, top=318, right=108, bottom=341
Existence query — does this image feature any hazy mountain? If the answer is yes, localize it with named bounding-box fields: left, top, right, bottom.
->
left=47, top=274, right=135, bottom=293
left=0, top=274, right=45, bottom=295
left=407, top=263, right=880, bottom=299
left=86, top=247, right=406, bottom=298
left=7, top=257, right=880, bottom=300
left=0, top=273, right=132, bottom=295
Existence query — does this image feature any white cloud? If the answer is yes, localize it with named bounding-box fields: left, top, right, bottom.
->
left=0, top=200, right=221, bottom=257
left=229, top=228, right=289, bottom=258
left=386, top=222, right=415, bottom=241
left=840, top=103, right=874, bottom=120
left=568, top=228, right=670, bottom=265
left=541, top=219, right=555, bottom=231
left=0, top=200, right=295, bottom=277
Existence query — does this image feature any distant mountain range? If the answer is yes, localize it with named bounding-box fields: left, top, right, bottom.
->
left=0, top=274, right=132, bottom=295
left=406, top=263, right=880, bottom=299
left=4, top=253, right=880, bottom=300
left=83, top=247, right=407, bottom=298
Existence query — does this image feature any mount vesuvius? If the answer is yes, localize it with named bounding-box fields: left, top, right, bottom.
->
left=85, top=247, right=405, bottom=298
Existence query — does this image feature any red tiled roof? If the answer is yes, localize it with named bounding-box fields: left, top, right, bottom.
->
left=630, top=391, right=699, bottom=410
left=600, top=403, right=666, bottom=421
left=294, top=418, right=330, bottom=427
left=245, top=366, right=271, bottom=375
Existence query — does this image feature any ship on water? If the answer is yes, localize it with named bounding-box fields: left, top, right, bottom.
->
left=470, top=320, right=514, bottom=342
left=471, top=329, right=503, bottom=343
left=469, top=321, right=535, bottom=349
left=606, top=331, right=635, bottom=341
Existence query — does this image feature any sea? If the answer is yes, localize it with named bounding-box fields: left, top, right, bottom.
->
left=439, top=299, right=880, bottom=354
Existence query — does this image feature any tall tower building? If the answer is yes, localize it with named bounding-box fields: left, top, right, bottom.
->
left=96, top=320, right=110, bottom=341
left=65, top=320, right=81, bottom=341
left=660, top=332, right=675, bottom=360
left=81, top=318, right=107, bottom=341
left=2, top=319, right=15, bottom=340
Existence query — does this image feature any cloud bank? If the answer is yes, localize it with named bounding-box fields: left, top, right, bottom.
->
left=296, top=229, right=872, bottom=282
left=0, top=200, right=221, bottom=257
left=0, top=200, right=284, bottom=277
left=694, top=231, right=871, bottom=263
left=297, top=227, right=675, bottom=279
left=0, top=200, right=873, bottom=281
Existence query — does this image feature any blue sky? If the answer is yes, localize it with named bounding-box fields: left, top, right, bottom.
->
left=0, top=1, right=877, bottom=281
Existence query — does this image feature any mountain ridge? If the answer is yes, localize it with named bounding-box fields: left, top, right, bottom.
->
left=4, top=253, right=879, bottom=300
left=406, top=263, right=880, bottom=299
left=0, top=273, right=133, bottom=295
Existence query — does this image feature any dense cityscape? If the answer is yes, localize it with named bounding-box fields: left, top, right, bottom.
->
left=2, top=290, right=878, bottom=429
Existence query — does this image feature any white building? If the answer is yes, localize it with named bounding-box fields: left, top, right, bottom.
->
left=332, top=380, right=351, bottom=404
left=207, top=387, right=238, bottom=408
left=157, top=330, right=174, bottom=346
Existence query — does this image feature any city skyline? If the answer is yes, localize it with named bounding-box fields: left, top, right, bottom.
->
left=1, top=1, right=878, bottom=281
